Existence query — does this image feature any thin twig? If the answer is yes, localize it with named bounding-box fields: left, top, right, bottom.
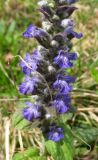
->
left=0, top=96, right=38, bottom=102
left=88, top=111, right=98, bottom=123
left=29, top=135, right=36, bottom=147
left=10, top=129, right=17, bottom=160
left=77, top=107, right=98, bottom=112
left=73, top=88, right=97, bottom=93
left=72, top=93, right=98, bottom=98
left=77, top=112, right=91, bottom=124
left=18, top=130, right=24, bottom=151
left=34, top=137, right=43, bottom=149
left=4, top=118, right=10, bottom=160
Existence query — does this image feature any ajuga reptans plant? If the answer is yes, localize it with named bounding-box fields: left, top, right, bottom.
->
left=19, top=0, right=83, bottom=142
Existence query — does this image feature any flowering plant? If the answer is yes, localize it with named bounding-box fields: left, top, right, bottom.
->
left=13, top=0, right=83, bottom=159
left=11, top=0, right=83, bottom=160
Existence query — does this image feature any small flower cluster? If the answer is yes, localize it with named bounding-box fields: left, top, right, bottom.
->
left=19, top=0, right=82, bottom=142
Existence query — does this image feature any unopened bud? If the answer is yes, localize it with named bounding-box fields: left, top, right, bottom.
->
left=42, top=21, right=52, bottom=31
left=51, top=40, right=59, bottom=48
left=52, top=14, right=60, bottom=21
left=48, top=65, right=56, bottom=73
left=45, top=113, right=51, bottom=119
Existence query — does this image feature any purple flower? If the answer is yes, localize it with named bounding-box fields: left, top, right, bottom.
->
left=54, top=50, right=77, bottom=69
left=53, top=75, right=72, bottom=94
left=47, top=124, right=64, bottom=142
left=65, top=26, right=83, bottom=39
left=23, top=24, right=36, bottom=38
left=61, top=19, right=74, bottom=28
left=19, top=76, right=41, bottom=94
left=55, top=93, right=71, bottom=102
left=23, top=101, right=41, bottom=121
left=53, top=99, right=69, bottom=114
left=57, top=74, right=76, bottom=83
left=66, top=52, right=77, bottom=60
left=23, top=24, right=50, bottom=48
left=20, top=50, right=41, bottom=75
left=67, top=0, right=78, bottom=4
left=23, top=24, right=48, bottom=39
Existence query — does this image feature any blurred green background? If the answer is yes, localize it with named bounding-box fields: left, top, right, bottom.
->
left=0, top=0, right=98, bottom=159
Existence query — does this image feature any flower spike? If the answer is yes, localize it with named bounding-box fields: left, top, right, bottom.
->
left=19, top=0, right=83, bottom=142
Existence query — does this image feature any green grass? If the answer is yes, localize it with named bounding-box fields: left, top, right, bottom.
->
left=0, top=0, right=39, bottom=97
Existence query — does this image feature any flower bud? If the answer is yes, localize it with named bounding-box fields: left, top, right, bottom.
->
left=42, top=21, right=52, bottom=31
left=38, top=0, right=47, bottom=7
left=45, top=113, right=51, bottom=119
left=51, top=40, right=59, bottom=48
left=52, top=14, right=60, bottom=22
left=48, top=65, right=56, bottom=73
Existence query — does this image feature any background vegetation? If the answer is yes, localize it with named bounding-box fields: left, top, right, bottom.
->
left=0, top=0, right=98, bottom=159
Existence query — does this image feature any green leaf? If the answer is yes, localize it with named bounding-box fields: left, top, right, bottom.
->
left=45, top=140, right=64, bottom=160
left=75, top=147, right=88, bottom=157
left=7, top=21, right=16, bottom=35
left=12, top=111, right=31, bottom=130
left=60, top=113, right=73, bottom=123
left=73, top=127, right=98, bottom=143
left=13, top=154, right=46, bottom=160
left=13, top=153, right=26, bottom=160
left=0, top=20, right=5, bottom=36
left=61, top=125, right=74, bottom=160
left=13, top=148, right=44, bottom=160
left=24, top=148, right=39, bottom=157
left=91, top=67, right=98, bottom=82
left=31, top=157, right=46, bottom=160
left=5, top=21, right=16, bottom=44
left=16, top=118, right=31, bottom=130
left=12, top=111, right=23, bottom=126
